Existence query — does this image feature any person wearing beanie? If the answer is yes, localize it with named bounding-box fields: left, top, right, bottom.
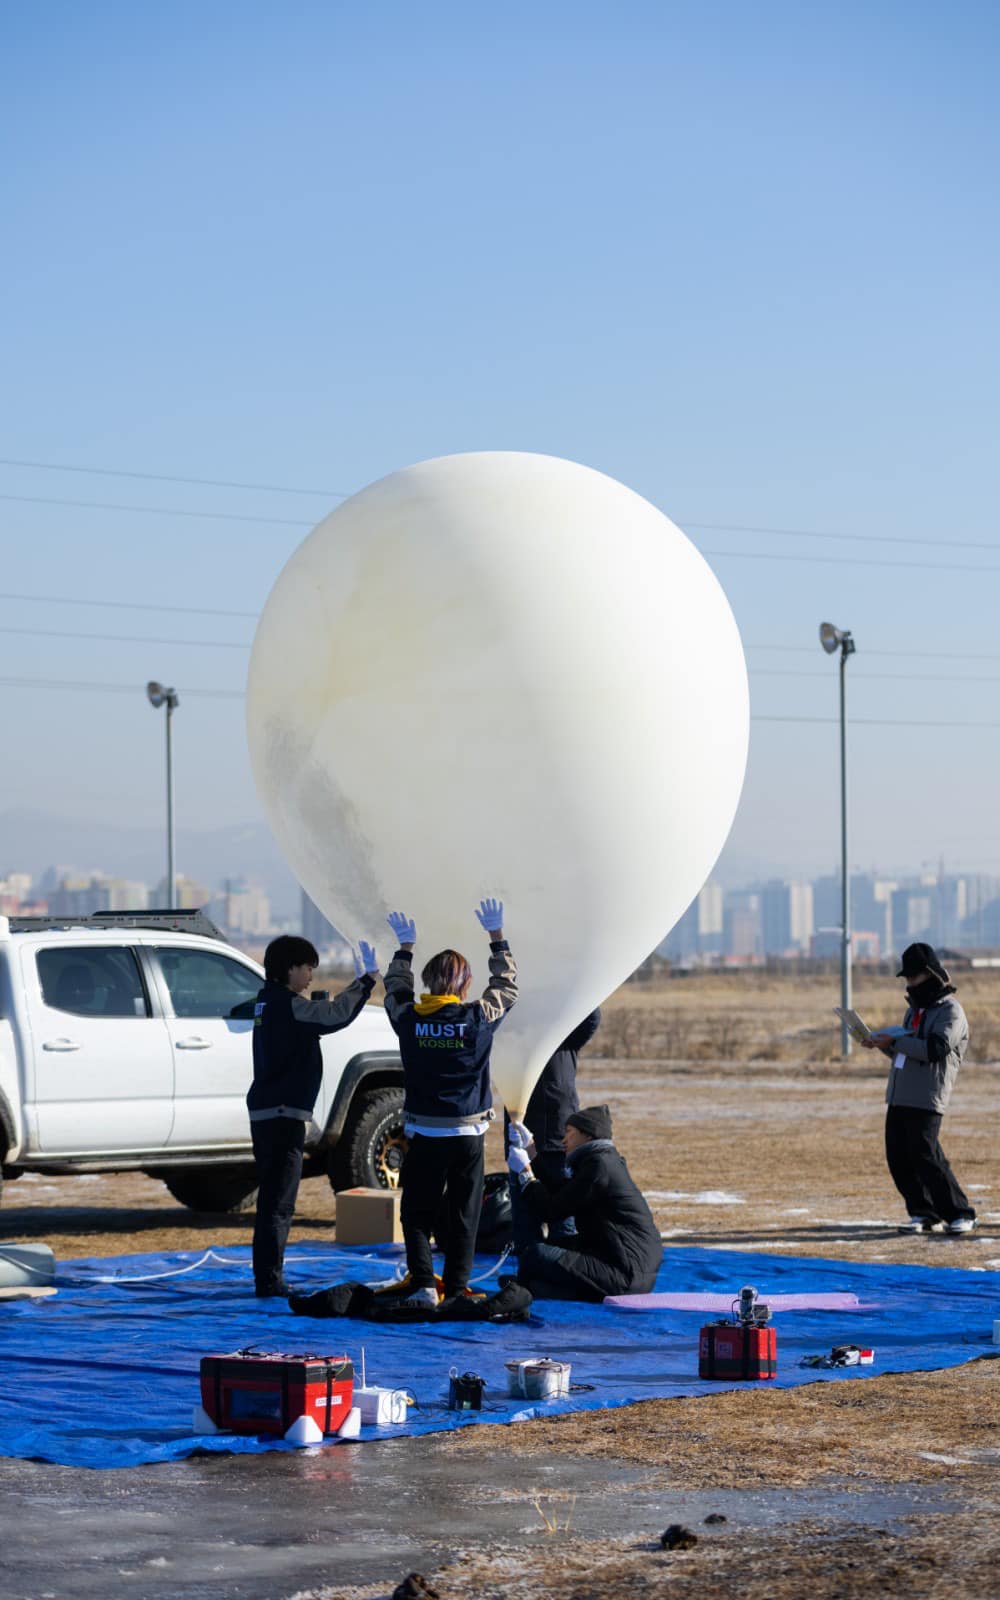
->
left=505, top=1102, right=662, bottom=1300
left=862, top=942, right=976, bottom=1235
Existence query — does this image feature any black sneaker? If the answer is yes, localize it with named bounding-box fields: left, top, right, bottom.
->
left=255, top=1279, right=291, bottom=1298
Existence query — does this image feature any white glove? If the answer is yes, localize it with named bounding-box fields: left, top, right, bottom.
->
left=507, top=1147, right=531, bottom=1177
left=507, top=1119, right=532, bottom=1150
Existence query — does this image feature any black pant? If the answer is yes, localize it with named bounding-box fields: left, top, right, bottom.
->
left=400, top=1133, right=485, bottom=1294
left=884, top=1106, right=974, bottom=1224
left=516, top=1237, right=644, bottom=1302
left=251, top=1116, right=306, bottom=1289
left=509, top=1149, right=576, bottom=1252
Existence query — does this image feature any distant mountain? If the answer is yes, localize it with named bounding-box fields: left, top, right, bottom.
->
left=0, top=808, right=300, bottom=916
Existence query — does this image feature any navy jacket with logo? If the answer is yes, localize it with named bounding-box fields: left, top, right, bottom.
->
left=247, top=975, right=375, bottom=1120
left=383, top=941, right=517, bottom=1127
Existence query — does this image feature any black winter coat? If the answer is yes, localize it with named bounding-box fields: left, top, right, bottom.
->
left=523, top=1010, right=601, bottom=1153
left=523, top=1139, right=662, bottom=1296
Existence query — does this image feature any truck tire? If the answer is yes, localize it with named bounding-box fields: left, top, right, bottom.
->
left=161, top=1166, right=259, bottom=1214
left=330, top=1088, right=407, bottom=1192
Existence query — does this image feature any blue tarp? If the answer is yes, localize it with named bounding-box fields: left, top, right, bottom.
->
left=0, top=1242, right=995, bottom=1469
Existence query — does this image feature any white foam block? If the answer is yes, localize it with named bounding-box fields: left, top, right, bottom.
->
left=192, top=1405, right=219, bottom=1435
left=354, top=1386, right=408, bottom=1425
left=337, top=1406, right=362, bottom=1439
left=284, top=1414, right=324, bottom=1446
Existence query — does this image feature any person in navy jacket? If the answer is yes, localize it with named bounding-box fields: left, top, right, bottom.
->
left=248, top=933, right=379, bottom=1296
left=383, top=899, right=517, bottom=1307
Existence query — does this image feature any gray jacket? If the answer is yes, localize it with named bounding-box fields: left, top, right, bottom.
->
left=884, top=993, right=969, bottom=1113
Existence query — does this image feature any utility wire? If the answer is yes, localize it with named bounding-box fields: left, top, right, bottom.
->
left=7, top=625, right=1000, bottom=683
left=4, top=675, right=1000, bottom=727
left=683, top=520, right=1000, bottom=552
left=0, top=493, right=313, bottom=528
left=0, top=625, right=249, bottom=649
left=1, top=460, right=998, bottom=554
left=0, top=456, right=349, bottom=499
left=0, top=590, right=258, bottom=619
left=0, top=676, right=243, bottom=698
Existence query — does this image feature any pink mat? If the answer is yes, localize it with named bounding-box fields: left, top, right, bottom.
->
left=604, top=1291, right=863, bottom=1312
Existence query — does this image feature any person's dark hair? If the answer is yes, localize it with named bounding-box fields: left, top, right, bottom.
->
left=265, top=934, right=320, bottom=985
left=421, top=949, right=472, bottom=997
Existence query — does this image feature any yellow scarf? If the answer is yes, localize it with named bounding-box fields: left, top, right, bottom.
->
left=414, top=993, right=463, bottom=1016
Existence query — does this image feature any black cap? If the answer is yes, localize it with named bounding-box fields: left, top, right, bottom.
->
left=566, top=1104, right=613, bottom=1141
left=896, top=942, right=949, bottom=982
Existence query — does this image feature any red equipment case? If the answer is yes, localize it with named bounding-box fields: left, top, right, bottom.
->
left=200, top=1350, right=354, bottom=1435
left=699, top=1321, right=777, bottom=1380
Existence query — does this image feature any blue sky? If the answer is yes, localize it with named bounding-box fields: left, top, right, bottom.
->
left=2, top=1, right=998, bottom=895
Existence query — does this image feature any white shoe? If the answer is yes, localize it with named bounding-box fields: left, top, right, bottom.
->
left=945, top=1217, right=976, bottom=1235
left=899, top=1216, right=941, bottom=1233
left=399, top=1285, right=439, bottom=1309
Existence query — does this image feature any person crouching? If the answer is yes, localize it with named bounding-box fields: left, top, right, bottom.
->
left=507, top=1104, right=662, bottom=1302
left=383, top=899, right=516, bottom=1309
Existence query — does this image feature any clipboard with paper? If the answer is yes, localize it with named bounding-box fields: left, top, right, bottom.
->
left=834, top=1008, right=909, bottom=1045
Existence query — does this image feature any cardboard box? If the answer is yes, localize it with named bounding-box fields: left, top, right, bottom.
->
left=335, top=1186, right=404, bottom=1244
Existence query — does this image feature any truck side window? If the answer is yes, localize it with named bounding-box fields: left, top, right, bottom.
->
left=37, top=947, right=149, bottom=1018
left=153, top=948, right=260, bottom=1019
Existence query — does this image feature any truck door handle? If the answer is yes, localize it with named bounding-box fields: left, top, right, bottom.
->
left=42, top=1038, right=81, bottom=1051
left=175, top=1036, right=212, bottom=1049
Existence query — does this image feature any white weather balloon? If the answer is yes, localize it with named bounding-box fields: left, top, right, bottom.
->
left=247, top=452, right=748, bottom=1114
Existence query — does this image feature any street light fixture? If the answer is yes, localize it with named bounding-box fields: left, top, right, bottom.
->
left=146, top=681, right=179, bottom=909
left=818, top=624, right=856, bottom=1056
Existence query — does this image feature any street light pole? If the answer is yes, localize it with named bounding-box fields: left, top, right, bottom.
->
left=819, top=624, right=856, bottom=1057
left=146, top=682, right=180, bottom=908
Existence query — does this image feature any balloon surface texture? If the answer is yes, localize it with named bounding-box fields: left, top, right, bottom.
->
left=246, top=452, right=749, bottom=1115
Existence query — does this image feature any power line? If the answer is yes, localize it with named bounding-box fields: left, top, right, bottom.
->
left=0, top=676, right=243, bottom=698
left=0, top=591, right=258, bottom=619
left=702, top=547, right=1000, bottom=574
left=6, top=625, right=1000, bottom=682
left=746, top=644, right=1000, bottom=661
left=1, top=456, right=998, bottom=556
left=683, top=520, right=1000, bottom=552
left=3, top=674, right=1000, bottom=727
left=0, top=625, right=249, bottom=650
left=0, top=493, right=313, bottom=528
left=0, top=456, right=348, bottom=499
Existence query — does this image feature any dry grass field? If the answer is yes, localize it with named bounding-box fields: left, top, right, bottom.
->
left=3, top=967, right=998, bottom=1600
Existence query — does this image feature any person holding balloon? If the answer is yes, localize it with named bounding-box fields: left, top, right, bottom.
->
left=248, top=933, right=381, bottom=1298
left=506, top=1103, right=662, bottom=1302
left=383, top=898, right=517, bottom=1309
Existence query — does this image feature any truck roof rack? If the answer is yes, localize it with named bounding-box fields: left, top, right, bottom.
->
left=7, top=908, right=228, bottom=941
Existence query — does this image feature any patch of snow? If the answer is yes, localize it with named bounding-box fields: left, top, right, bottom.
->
left=643, top=1190, right=745, bottom=1206
left=783, top=1208, right=811, bottom=1215
left=917, top=1452, right=968, bottom=1466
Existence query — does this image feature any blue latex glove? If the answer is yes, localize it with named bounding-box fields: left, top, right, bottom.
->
left=507, top=1146, right=531, bottom=1177
left=507, top=1119, right=531, bottom=1150
left=387, top=911, right=417, bottom=946
left=353, top=940, right=379, bottom=977
left=475, top=897, right=504, bottom=934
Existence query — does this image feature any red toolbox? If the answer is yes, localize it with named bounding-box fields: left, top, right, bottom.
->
left=200, top=1350, right=354, bottom=1435
left=699, top=1321, right=777, bottom=1380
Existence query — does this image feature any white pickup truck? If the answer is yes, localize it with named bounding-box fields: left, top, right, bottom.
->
left=0, top=910, right=405, bottom=1213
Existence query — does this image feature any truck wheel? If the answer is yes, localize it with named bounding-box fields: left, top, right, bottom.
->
left=161, top=1166, right=259, bottom=1214
left=330, top=1089, right=407, bottom=1191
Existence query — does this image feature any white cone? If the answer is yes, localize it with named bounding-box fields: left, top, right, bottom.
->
left=337, top=1406, right=362, bottom=1439
left=284, top=1414, right=324, bottom=1446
